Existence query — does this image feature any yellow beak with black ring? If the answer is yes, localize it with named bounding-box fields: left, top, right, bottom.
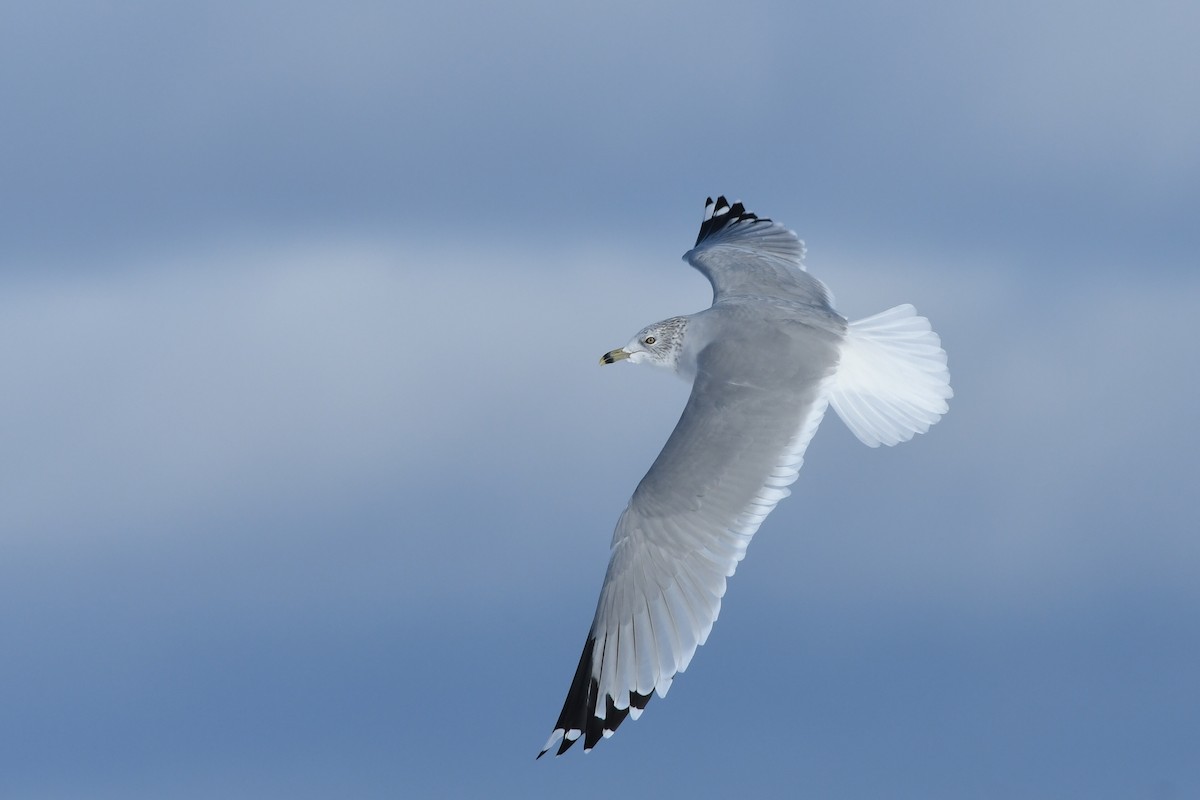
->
left=600, top=348, right=631, bottom=365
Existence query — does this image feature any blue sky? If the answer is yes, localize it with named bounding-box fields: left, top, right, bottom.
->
left=2, top=1, right=1198, bottom=797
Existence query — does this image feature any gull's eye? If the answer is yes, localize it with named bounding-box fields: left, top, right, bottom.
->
left=644, top=336, right=657, bottom=345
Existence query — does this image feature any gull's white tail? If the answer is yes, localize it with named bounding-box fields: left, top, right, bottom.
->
left=829, top=304, right=952, bottom=447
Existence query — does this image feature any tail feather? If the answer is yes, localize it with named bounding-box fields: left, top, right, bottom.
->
left=829, top=304, right=952, bottom=447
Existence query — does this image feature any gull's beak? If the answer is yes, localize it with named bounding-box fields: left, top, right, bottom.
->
left=600, top=348, right=631, bottom=365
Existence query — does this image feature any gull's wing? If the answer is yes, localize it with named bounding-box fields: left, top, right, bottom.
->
left=539, top=323, right=842, bottom=757
left=684, top=196, right=832, bottom=307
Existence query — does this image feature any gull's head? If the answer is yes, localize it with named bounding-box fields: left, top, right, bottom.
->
left=601, top=316, right=688, bottom=370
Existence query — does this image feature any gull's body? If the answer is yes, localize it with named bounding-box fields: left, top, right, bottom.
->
left=539, top=197, right=952, bottom=757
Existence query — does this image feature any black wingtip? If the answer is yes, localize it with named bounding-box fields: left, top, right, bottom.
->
left=694, top=195, right=766, bottom=246
left=538, top=637, right=596, bottom=758
left=540, top=633, right=663, bottom=757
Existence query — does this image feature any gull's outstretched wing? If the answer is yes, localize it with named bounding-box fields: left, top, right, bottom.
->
left=684, top=196, right=832, bottom=307
left=539, top=319, right=843, bottom=757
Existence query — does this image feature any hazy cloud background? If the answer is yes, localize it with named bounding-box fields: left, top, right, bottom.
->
left=2, top=2, right=1197, bottom=798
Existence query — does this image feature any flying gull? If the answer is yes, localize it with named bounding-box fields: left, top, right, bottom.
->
left=539, top=197, right=952, bottom=757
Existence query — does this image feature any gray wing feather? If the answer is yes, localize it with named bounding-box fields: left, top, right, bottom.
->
left=540, top=319, right=842, bottom=756
left=684, top=196, right=832, bottom=307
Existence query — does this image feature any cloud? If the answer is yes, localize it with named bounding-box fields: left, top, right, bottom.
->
left=2, top=220, right=1196, bottom=800
left=4, top=1, right=1197, bottom=257
left=5, top=232, right=1195, bottom=625
left=2, top=3, right=1198, bottom=791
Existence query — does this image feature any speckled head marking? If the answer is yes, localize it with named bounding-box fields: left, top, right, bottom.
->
left=600, top=316, right=689, bottom=370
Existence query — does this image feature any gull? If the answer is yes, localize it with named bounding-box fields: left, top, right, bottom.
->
left=538, top=197, right=952, bottom=757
